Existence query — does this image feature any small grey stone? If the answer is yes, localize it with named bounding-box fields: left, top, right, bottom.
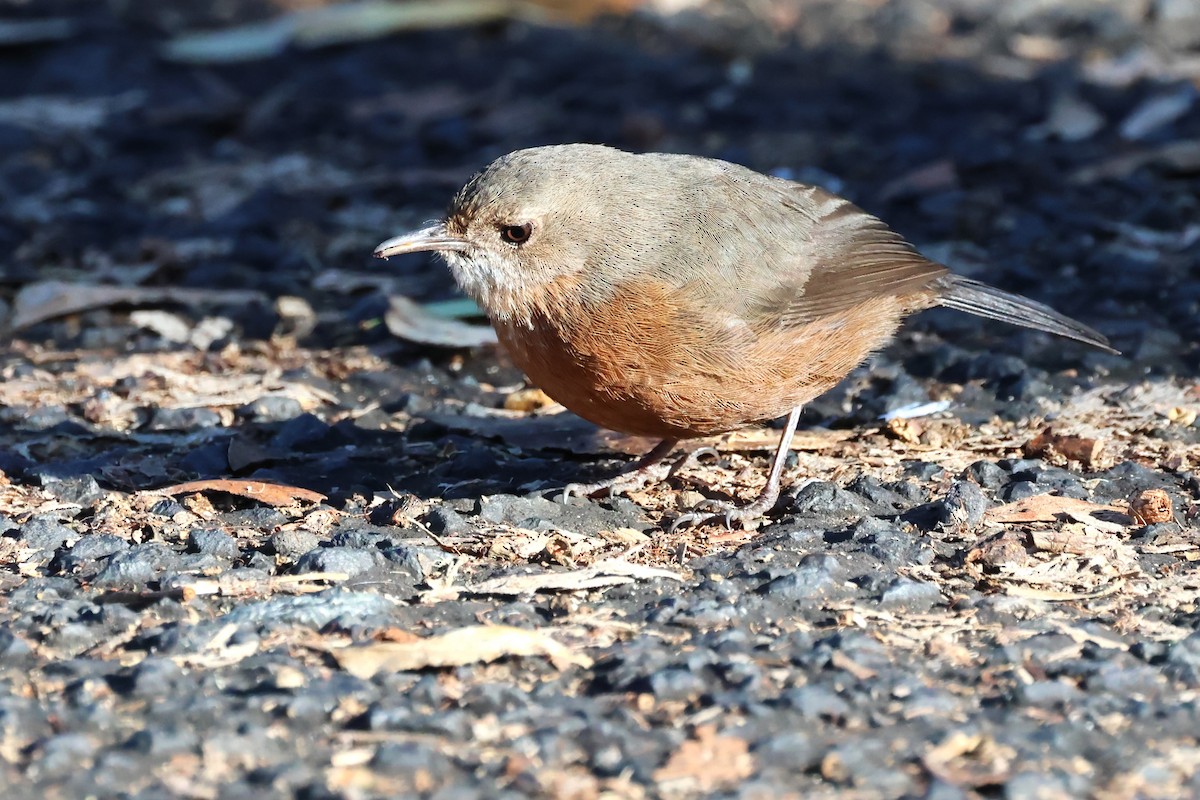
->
left=148, top=407, right=223, bottom=430
left=754, top=730, right=822, bottom=772
left=937, top=480, right=988, bottom=528
left=925, top=781, right=971, bottom=800
left=380, top=545, right=430, bottom=580
left=826, top=738, right=915, bottom=795
left=853, top=516, right=927, bottom=567
left=648, top=668, right=706, bottom=702
left=1003, top=481, right=1046, bottom=502
left=878, top=578, right=943, bottom=612
left=330, top=529, right=396, bottom=549
left=294, top=546, right=385, bottom=577
left=1019, top=680, right=1082, bottom=707
left=20, top=516, right=78, bottom=551
left=271, top=529, right=321, bottom=560
left=41, top=475, right=106, bottom=507
left=125, top=657, right=184, bottom=698
left=0, top=626, right=32, bottom=658
left=36, top=733, right=98, bottom=775
left=271, top=413, right=332, bottom=449
left=238, top=395, right=303, bottom=422
left=974, top=595, right=1051, bottom=624
left=424, top=505, right=472, bottom=535
left=963, top=460, right=1008, bottom=490
left=187, top=528, right=238, bottom=558
left=784, top=685, right=851, bottom=720
left=903, top=461, right=946, bottom=481
left=759, top=553, right=853, bottom=602
left=372, top=742, right=452, bottom=775
left=220, top=507, right=289, bottom=528
left=477, top=495, right=561, bottom=527
left=56, top=534, right=129, bottom=572
left=148, top=498, right=187, bottom=517
left=847, top=474, right=913, bottom=512
left=1166, top=632, right=1200, bottom=685
left=1094, top=662, right=1166, bottom=700
left=1004, top=771, right=1087, bottom=800
left=93, top=544, right=180, bottom=588
left=790, top=481, right=875, bottom=518
left=123, top=724, right=200, bottom=756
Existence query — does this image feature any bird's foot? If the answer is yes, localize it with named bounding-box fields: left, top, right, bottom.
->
left=668, top=483, right=780, bottom=533
left=561, top=462, right=673, bottom=501
left=560, top=446, right=717, bottom=502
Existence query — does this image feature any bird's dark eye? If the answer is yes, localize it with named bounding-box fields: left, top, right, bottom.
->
left=500, top=223, right=533, bottom=245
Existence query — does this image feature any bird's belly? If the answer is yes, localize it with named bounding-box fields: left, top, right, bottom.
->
left=493, top=289, right=908, bottom=440
left=495, top=318, right=710, bottom=438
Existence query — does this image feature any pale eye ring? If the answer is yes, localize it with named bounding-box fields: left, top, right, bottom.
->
left=499, top=223, right=532, bottom=245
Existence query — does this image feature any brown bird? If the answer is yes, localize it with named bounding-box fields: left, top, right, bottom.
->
left=375, top=144, right=1114, bottom=529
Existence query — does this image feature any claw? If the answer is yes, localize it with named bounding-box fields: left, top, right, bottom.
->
left=556, top=439, right=680, bottom=504
left=666, top=495, right=776, bottom=533
left=665, top=406, right=803, bottom=535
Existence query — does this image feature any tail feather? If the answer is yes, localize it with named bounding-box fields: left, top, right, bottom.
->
left=935, top=275, right=1118, bottom=354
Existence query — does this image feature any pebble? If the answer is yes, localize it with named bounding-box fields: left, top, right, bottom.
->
left=147, top=407, right=224, bottom=430
left=54, top=534, right=130, bottom=573
left=187, top=528, right=239, bottom=558
left=878, top=577, right=943, bottom=612
left=238, top=395, right=303, bottom=422
left=270, top=529, right=321, bottom=560
left=936, top=480, right=989, bottom=528
left=93, top=544, right=181, bottom=588
left=790, top=481, right=877, bottom=518
left=759, top=554, right=855, bottom=603
left=40, top=475, right=106, bottom=507
left=293, top=546, right=385, bottom=577
left=20, top=516, right=79, bottom=551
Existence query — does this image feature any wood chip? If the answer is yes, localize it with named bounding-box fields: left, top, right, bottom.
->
left=985, top=494, right=1131, bottom=530
left=1023, top=426, right=1103, bottom=468
left=333, top=625, right=592, bottom=677
left=885, top=416, right=924, bottom=444
left=157, top=479, right=326, bottom=508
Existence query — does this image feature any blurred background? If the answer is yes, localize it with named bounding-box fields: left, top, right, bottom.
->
left=1, top=0, right=1198, bottom=436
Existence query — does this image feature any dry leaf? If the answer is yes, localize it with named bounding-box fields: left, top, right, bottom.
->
left=383, top=294, right=498, bottom=348
left=162, top=1, right=547, bottom=64
left=10, top=280, right=267, bottom=331
left=654, top=725, right=755, bottom=792
left=985, top=495, right=1131, bottom=529
left=158, top=479, right=326, bottom=507
left=333, top=625, right=592, bottom=677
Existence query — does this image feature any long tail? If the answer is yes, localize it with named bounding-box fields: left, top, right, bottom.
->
left=934, top=275, right=1118, bottom=354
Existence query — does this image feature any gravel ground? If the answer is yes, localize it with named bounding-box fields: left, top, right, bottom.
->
left=1, top=1, right=1199, bottom=798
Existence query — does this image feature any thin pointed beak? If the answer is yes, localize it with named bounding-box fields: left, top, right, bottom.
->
left=374, top=224, right=469, bottom=259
